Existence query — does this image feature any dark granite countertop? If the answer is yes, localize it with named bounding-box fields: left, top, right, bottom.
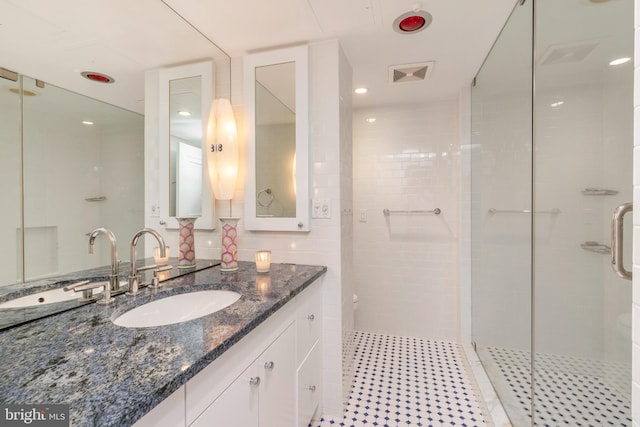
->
left=0, top=258, right=220, bottom=330
left=0, top=261, right=327, bottom=426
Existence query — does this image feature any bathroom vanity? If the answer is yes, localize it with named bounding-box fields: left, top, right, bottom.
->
left=0, top=261, right=326, bottom=426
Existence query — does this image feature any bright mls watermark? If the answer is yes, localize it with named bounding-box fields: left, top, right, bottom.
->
left=1, top=405, right=69, bottom=426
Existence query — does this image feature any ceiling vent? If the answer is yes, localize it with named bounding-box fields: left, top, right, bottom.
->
left=539, top=42, right=599, bottom=66
left=389, top=61, right=434, bottom=83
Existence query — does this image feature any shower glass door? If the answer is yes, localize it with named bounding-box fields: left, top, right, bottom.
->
left=533, top=0, right=633, bottom=425
left=472, top=0, right=633, bottom=425
left=471, top=1, right=534, bottom=425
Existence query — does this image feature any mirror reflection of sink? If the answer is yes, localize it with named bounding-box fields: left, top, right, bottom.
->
left=0, top=285, right=101, bottom=309
left=113, top=290, right=241, bottom=328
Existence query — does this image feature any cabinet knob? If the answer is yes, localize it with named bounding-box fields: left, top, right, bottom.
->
left=306, top=385, right=317, bottom=392
left=264, top=361, right=275, bottom=370
left=307, top=314, right=315, bottom=321
left=249, top=377, right=261, bottom=386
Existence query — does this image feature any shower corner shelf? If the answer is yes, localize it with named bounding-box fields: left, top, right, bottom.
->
left=581, top=188, right=618, bottom=196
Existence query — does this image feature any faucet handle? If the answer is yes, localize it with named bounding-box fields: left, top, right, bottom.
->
left=136, top=264, right=159, bottom=272
left=65, top=280, right=112, bottom=304
left=63, top=280, right=91, bottom=292
left=150, top=265, right=173, bottom=288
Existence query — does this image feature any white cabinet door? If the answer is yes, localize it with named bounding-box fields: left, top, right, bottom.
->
left=296, top=284, right=322, bottom=363
left=297, top=342, right=322, bottom=427
left=133, top=386, right=185, bottom=427
left=259, top=323, right=296, bottom=427
left=191, top=363, right=260, bottom=427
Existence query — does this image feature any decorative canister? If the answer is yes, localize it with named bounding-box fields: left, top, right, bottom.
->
left=219, top=217, right=239, bottom=271
left=177, top=217, right=196, bottom=268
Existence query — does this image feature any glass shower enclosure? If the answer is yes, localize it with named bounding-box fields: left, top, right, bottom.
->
left=471, top=0, right=633, bottom=425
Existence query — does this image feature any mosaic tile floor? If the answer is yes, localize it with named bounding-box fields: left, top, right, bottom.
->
left=311, top=331, right=488, bottom=427
left=480, top=346, right=632, bottom=426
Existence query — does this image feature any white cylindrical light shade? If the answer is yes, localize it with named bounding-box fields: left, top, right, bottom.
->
left=206, top=98, right=238, bottom=200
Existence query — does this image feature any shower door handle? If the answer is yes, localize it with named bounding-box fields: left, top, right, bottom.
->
left=611, top=202, right=632, bottom=280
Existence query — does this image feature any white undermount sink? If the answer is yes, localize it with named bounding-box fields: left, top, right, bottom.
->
left=0, top=286, right=101, bottom=309
left=112, top=290, right=241, bottom=328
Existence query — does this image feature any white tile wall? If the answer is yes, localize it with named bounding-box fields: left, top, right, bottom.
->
left=634, top=2, right=640, bottom=424
left=352, top=100, right=460, bottom=342
left=145, top=40, right=350, bottom=419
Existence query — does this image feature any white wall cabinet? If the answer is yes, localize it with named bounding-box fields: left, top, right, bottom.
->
left=135, top=279, right=323, bottom=427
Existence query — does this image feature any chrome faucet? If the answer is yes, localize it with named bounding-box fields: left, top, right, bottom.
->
left=88, top=227, right=120, bottom=304
left=128, top=228, right=167, bottom=296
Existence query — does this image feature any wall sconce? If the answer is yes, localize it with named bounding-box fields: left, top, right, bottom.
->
left=206, top=98, right=240, bottom=271
left=206, top=98, right=238, bottom=201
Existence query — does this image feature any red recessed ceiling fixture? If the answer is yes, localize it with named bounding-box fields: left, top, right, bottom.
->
left=393, top=10, right=432, bottom=34
left=81, top=71, right=115, bottom=84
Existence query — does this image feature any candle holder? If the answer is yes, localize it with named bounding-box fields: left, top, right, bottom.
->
left=153, top=246, right=170, bottom=265
left=255, top=250, right=271, bottom=273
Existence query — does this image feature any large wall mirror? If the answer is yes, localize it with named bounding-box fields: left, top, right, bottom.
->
left=158, top=61, right=216, bottom=230
left=0, top=74, right=144, bottom=287
left=244, top=45, right=309, bottom=231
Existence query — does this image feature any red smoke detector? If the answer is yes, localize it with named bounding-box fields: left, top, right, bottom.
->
left=393, top=10, right=432, bottom=34
left=81, top=71, right=115, bottom=84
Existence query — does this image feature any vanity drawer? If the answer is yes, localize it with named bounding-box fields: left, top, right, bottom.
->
left=296, top=282, right=322, bottom=363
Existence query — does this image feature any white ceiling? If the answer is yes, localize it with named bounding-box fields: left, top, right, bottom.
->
left=0, top=0, right=517, bottom=113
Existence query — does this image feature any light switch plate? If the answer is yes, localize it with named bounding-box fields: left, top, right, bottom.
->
left=312, top=199, right=331, bottom=219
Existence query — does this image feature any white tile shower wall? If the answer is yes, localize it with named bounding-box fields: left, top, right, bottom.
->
left=23, top=107, right=143, bottom=277
left=633, top=2, right=640, bottom=424
left=352, top=100, right=460, bottom=342
left=144, top=40, right=350, bottom=419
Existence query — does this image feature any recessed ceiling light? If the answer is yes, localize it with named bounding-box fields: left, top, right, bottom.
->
left=178, top=110, right=191, bottom=116
left=82, top=120, right=95, bottom=125
left=365, top=117, right=376, bottom=123
left=550, top=101, right=564, bottom=108
left=393, top=10, right=433, bottom=34
left=81, top=71, right=115, bottom=84
left=609, top=57, right=631, bottom=66
left=354, top=87, right=368, bottom=94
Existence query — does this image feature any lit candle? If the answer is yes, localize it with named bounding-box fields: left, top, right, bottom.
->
left=255, top=250, right=271, bottom=273
left=154, top=246, right=170, bottom=265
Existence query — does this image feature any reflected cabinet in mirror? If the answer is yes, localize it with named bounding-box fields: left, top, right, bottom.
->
left=158, top=61, right=216, bottom=230
left=244, top=45, right=309, bottom=231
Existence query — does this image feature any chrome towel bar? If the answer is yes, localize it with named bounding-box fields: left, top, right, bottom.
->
left=383, top=208, right=441, bottom=216
left=488, top=208, right=560, bottom=215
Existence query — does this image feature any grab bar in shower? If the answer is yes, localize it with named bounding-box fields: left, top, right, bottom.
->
left=580, top=241, right=611, bottom=254
left=488, top=208, right=561, bottom=215
left=611, top=202, right=632, bottom=280
left=383, top=208, right=441, bottom=216
left=581, top=188, right=618, bottom=196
